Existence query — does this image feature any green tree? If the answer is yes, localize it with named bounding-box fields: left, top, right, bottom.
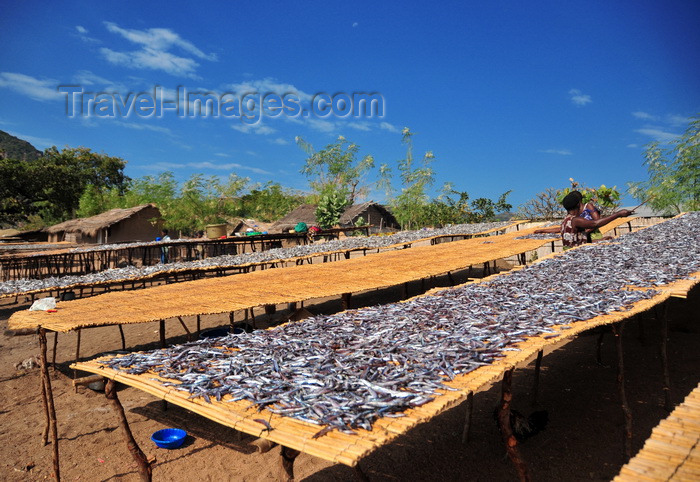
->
left=382, top=128, right=436, bottom=229
left=0, top=157, right=37, bottom=226
left=468, top=191, right=513, bottom=223
left=628, top=116, right=700, bottom=213
left=423, top=188, right=513, bottom=226
left=315, top=191, right=351, bottom=229
left=239, top=182, right=305, bottom=222
left=0, top=146, right=129, bottom=226
left=559, top=178, right=621, bottom=215
left=296, top=135, right=375, bottom=203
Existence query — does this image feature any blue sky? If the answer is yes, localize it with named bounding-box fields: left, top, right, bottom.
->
left=1, top=1, right=698, bottom=208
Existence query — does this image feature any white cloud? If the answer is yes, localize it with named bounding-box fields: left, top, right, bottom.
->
left=225, top=78, right=312, bottom=101
left=352, top=22, right=359, bottom=28
left=189, top=161, right=271, bottom=175
left=540, top=148, right=573, bottom=156
left=232, top=123, right=277, bottom=135
left=100, top=22, right=216, bottom=78
left=143, top=161, right=186, bottom=171
left=104, top=22, right=217, bottom=61
left=666, top=114, right=690, bottom=126
left=214, top=152, right=231, bottom=157
left=635, top=128, right=679, bottom=143
left=270, top=137, right=289, bottom=145
left=345, top=121, right=371, bottom=131
left=569, top=89, right=592, bottom=106
left=115, top=121, right=173, bottom=135
left=101, top=47, right=202, bottom=78
left=627, top=143, right=638, bottom=148
left=72, top=70, right=127, bottom=93
left=380, top=121, right=400, bottom=133
left=306, top=118, right=336, bottom=133
left=632, top=111, right=656, bottom=121
left=75, top=25, right=100, bottom=43
left=0, top=72, right=63, bottom=101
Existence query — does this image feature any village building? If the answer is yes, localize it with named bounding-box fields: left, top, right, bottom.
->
left=270, top=201, right=399, bottom=233
left=46, top=204, right=163, bottom=244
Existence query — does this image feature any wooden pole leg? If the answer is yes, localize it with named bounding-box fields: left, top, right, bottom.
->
left=596, top=329, right=606, bottom=365
left=39, top=328, right=60, bottom=481
left=461, top=391, right=474, bottom=444
left=118, top=324, right=126, bottom=350
left=104, top=379, right=152, bottom=481
left=280, top=445, right=300, bottom=481
left=531, top=350, right=543, bottom=408
left=40, top=364, right=50, bottom=446
left=52, top=331, right=58, bottom=372
left=341, top=293, right=352, bottom=311
left=656, top=303, right=673, bottom=412
left=497, top=368, right=530, bottom=482
left=159, top=320, right=166, bottom=348
left=613, top=323, right=632, bottom=460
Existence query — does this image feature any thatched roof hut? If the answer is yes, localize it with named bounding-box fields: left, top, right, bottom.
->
left=339, top=201, right=399, bottom=229
left=270, top=201, right=399, bottom=233
left=47, top=204, right=163, bottom=244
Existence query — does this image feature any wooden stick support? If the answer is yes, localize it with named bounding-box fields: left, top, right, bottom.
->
left=280, top=445, right=300, bottom=481
left=613, top=322, right=633, bottom=460
left=49, top=331, right=58, bottom=372
left=461, top=391, right=474, bottom=444
left=118, top=324, right=126, bottom=350
left=532, top=350, right=543, bottom=408
left=105, top=379, right=152, bottom=481
left=177, top=316, right=192, bottom=342
left=497, top=368, right=530, bottom=482
left=40, top=351, right=50, bottom=446
left=596, top=329, right=605, bottom=365
left=341, top=293, right=352, bottom=310
left=159, top=320, right=166, bottom=348
left=656, top=303, right=673, bottom=412
left=249, top=308, right=257, bottom=329
left=39, top=328, right=60, bottom=481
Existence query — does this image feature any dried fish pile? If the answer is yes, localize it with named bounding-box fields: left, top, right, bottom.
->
left=69, top=221, right=512, bottom=254
left=515, top=233, right=561, bottom=240
left=101, top=213, right=699, bottom=434
left=0, top=244, right=66, bottom=251
left=0, top=221, right=513, bottom=296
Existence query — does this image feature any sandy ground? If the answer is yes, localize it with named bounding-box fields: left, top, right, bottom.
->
left=0, top=273, right=698, bottom=482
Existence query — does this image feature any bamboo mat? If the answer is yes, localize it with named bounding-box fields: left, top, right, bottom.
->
left=72, top=282, right=681, bottom=467
left=9, top=228, right=554, bottom=333
left=615, top=383, right=700, bottom=481
left=599, top=216, right=636, bottom=235
left=66, top=216, right=695, bottom=468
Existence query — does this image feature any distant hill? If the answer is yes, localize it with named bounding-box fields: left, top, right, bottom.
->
left=0, top=130, right=42, bottom=161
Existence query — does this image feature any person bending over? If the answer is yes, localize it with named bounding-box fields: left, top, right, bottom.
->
left=560, top=192, right=632, bottom=248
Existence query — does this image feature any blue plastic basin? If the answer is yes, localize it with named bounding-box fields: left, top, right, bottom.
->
left=151, top=428, right=187, bottom=449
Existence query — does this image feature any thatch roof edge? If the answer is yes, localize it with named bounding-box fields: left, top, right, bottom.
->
left=47, top=204, right=159, bottom=236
